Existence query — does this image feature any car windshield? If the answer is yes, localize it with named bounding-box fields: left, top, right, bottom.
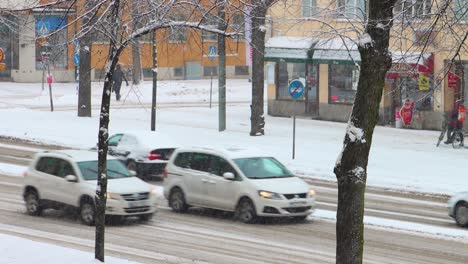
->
left=77, top=160, right=132, bottom=180
left=233, top=157, right=294, bottom=179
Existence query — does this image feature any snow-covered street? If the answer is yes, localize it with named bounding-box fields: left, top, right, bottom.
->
left=1, top=79, right=468, bottom=263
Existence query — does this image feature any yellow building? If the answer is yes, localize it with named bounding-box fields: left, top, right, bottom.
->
left=2, top=0, right=249, bottom=82
left=265, top=0, right=468, bottom=130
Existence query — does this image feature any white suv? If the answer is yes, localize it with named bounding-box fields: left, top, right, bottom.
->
left=23, top=150, right=158, bottom=225
left=163, top=147, right=316, bottom=223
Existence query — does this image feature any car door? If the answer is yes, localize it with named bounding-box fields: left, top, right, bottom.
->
left=33, top=157, right=60, bottom=201
left=54, top=159, right=81, bottom=206
left=183, top=152, right=212, bottom=206
left=204, top=155, right=241, bottom=210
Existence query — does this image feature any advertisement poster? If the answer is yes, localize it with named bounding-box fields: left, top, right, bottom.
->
left=400, top=98, right=415, bottom=126
left=418, top=73, right=430, bottom=91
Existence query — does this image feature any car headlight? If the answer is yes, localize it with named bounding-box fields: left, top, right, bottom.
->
left=308, top=189, right=316, bottom=197
left=150, top=188, right=157, bottom=196
left=106, top=193, right=119, bottom=200
left=258, top=191, right=283, bottom=200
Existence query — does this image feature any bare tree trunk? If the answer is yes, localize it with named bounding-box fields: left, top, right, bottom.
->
left=95, top=1, right=122, bottom=262
left=78, top=34, right=92, bottom=117
left=249, top=4, right=268, bottom=136
left=333, top=1, right=396, bottom=263
left=218, top=1, right=226, bottom=132
left=131, top=0, right=142, bottom=85
left=151, top=29, right=157, bottom=131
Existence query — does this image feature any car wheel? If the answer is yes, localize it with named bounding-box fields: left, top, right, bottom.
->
left=455, top=202, right=468, bottom=227
left=236, top=198, right=257, bottom=224
left=140, top=213, right=153, bottom=222
left=80, top=200, right=95, bottom=226
left=169, top=188, right=188, bottom=213
left=25, top=191, right=42, bottom=216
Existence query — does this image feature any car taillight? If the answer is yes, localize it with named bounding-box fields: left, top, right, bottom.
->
left=163, top=168, right=168, bottom=178
left=148, top=151, right=162, bottom=160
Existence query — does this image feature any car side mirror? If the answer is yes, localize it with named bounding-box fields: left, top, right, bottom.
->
left=129, top=170, right=137, bottom=177
left=223, top=172, right=235, bottom=180
left=65, top=175, right=78, bottom=182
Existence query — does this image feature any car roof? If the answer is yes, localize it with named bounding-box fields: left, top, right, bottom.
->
left=113, top=130, right=181, bottom=148
left=174, top=146, right=270, bottom=160
left=38, top=149, right=116, bottom=162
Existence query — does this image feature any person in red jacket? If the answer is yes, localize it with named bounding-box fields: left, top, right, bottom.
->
left=445, top=99, right=465, bottom=144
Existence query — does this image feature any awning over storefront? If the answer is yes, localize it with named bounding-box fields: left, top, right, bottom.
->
left=265, top=37, right=316, bottom=63
left=387, top=52, right=434, bottom=79
left=265, top=37, right=434, bottom=71
left=265, top=37, right=360, bottom=65
left=312, top=38, right=360, bottom=65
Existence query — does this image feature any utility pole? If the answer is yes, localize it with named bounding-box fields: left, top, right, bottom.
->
left=218, top=1, right=226, bottom=131
left=151, top=29, right=157, bottom=131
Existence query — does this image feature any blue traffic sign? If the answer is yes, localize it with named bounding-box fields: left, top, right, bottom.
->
left=208, top=45, right=217, bottom=60
left=73, top=53, right=80, bottom=66
left=288, top=80, right=305, bottom=99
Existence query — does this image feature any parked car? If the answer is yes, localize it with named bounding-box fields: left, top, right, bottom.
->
left=448, top=192, right=468, bottom=227
left=104, top=131, right=179, bottom=181
left=163, top=147, right=316, bottom=223
left=23, top=149, right=158, bottom=225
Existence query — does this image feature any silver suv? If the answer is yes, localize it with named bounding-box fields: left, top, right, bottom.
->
left=23, top=150, right=158, bottom=225
left=163, top=147, right=316, bottom=223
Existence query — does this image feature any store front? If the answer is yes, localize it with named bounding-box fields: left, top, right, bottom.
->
left=265, top=37, right=360, bottom=120
left=265, top=37, right=448, bottom=130
left=382, top=52, right=435, bottom=128
left=0, top=16, right=19, bottom=80
left=265, top=37, right=319, bottom=117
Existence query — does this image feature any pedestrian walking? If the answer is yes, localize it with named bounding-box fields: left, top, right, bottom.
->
left=112, top=64, right=129, bottom=101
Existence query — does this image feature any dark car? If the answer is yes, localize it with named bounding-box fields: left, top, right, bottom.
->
left=105, top=131, right=179, bottom=180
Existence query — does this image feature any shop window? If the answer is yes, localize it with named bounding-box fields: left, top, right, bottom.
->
left=336, top=0, right=366, bottom=19
left=201, top=13, right=218, bottom=42
left=414, top=28, right=437, bottom=46
left=235, top=65, right=249, bottom=75
left=455, top=0, right=468, bottom=21
left=35, top=16, right=68, bottom=70
left=277, top=62, right=307, bottom=100
left=142, top=68, right=153, bottom=78
left=394, top=0, right=432, bottom=19
left=303, top=0, right=318, bottom=17
left=203, top=66, right=217, bottom=76
left=168, top=14, right=188, bottom=43
left=230, top=14, right=245, bottom=41
left=92, top=31, right=110, bottom=43
left=174, top=67, right=184, bottom=77
left=329, top=64, right=359, bottom=104
left=399, top=76, right=433, bottom=111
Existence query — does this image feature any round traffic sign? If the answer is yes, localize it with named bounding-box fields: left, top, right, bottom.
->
left=73, top=53, right=80, bottom=66
left=288, top=80, right=305, bottom=99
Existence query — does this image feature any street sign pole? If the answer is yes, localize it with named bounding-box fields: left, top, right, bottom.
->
left=47, top=58, right=54, bottom=112
left=288, top=79, right=305, bottom=159
left=208, top=45, right=217, bottom=109
left=210, top=65, right=213, bottom=109
left=292, top=116, right=296, bottom=159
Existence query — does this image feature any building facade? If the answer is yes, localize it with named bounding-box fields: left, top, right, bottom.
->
left=266, top=0, right=468, bottom=130
left=0, top=0, right=251, bottom=82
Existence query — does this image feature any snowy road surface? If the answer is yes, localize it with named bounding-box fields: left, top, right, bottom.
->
left=0, top=141, right=467, bottom=263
